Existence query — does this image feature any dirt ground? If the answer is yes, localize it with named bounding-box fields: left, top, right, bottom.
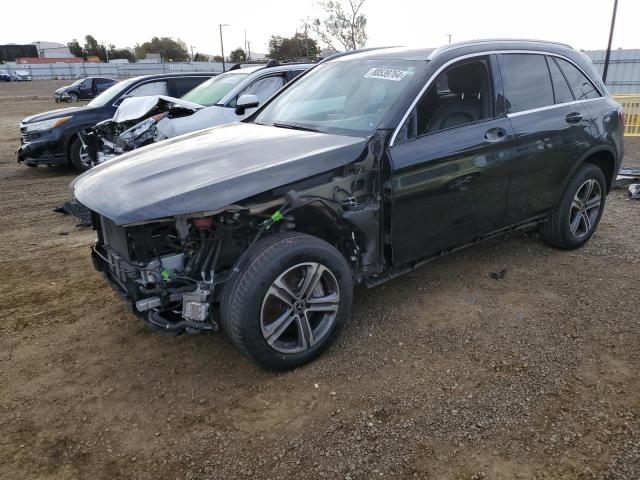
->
left=1, top=81, right=639, bottom=480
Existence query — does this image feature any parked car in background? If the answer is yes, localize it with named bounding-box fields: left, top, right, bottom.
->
left=72, top=40, right=624, bottom=370
left=17, top=72, right=216, bottom=171
left=54, top=77, right=118, bottom=102
left=12, top=70, right=32, bottom=81
left=86, top=62, right=313, bottom=164
left=0, top=70, right=12, bottom=82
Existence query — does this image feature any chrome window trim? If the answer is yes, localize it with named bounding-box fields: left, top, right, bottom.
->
left=506, top=97, right=604, bottom=118
left=111, top=75, right=213, bottom=108
left=389, top=49, right=603, bottom=147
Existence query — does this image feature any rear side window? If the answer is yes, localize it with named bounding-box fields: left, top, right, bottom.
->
left=546, top=57, right=574, bottom=104
left=499, top=54, right=554, bottom=113
left=554, top=58, right=600, bottom=100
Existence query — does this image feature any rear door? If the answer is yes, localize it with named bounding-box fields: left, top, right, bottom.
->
left=388, top=55, right=515, bottom=265
left=498, top=53, right=595, bottom=222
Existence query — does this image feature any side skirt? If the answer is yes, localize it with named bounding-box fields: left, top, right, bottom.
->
left=364, top=213, right=548, bottom=289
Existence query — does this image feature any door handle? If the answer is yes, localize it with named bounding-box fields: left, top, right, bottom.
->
left=483, top=127, right=507, bottom=143
left=566, top=112, right=583, bottom=123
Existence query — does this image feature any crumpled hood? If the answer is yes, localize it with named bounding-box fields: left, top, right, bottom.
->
left=112, top=95, right=203, bottom=123
left=72, top=122, right=367, bottom=225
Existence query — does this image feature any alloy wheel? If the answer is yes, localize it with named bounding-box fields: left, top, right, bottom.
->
left=569, top=178, right=601, bottom=239
left=260, top=262, right=340, bottom=354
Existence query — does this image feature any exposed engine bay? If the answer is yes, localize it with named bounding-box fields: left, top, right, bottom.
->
left=82, top=96, right=203, bottom=165
left=89, top=161, right=383, bottom=334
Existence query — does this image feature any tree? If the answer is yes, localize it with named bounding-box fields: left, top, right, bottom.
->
left=267, top=33, right=320, bottom=61
left=83, top=35, right=103, bottom=58
left=229, top=48, right=246, bottom=63
left=108, top=48, right=134, bottom=62
left=134, top=37, right=189, bottom=62
left=193, top=52, right=209, bottom=62
left=67, top=39, right=84, bottom=58
left=211, top=55, right=224, bottom=62
left=304, top=0, right=367, bottom=51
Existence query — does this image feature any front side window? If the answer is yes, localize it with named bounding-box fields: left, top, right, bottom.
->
left=127, top=81, right=169, bottom=97
left=239, top=75, right=285, bottom=105
left=398, top=57, right=494, bottom=141
left=500, top=54, right=554, bottom=113
left=253, top=60, right=421, bottom=137
left=554, top=58, right=600, bottom=100
left=181, top=72, right=248, bottom=106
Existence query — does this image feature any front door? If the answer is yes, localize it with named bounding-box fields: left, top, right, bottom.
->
left=388, top=55, right=514, bottom=265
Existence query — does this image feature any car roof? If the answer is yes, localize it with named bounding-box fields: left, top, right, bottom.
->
left=124, top=71, right=217, bottom=83
left=330, top=39, right=576, bottom=63
left=229, top=63, right=316, bottom=75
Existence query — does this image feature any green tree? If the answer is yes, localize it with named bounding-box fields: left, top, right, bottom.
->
left=193, top=52, right=208, bottom=62
left=83, top=35, right=103, bottom=58
left=67, top=39, right=84, bottom=58
left=268, top=33, right=320, bottom=61
left=304, top=0, right=368, bottom=51
left=229, top=48, right=246, bottom=63
left=134, top=37, right=189, bottom=62
left=211, top=55, right=224, bottom=62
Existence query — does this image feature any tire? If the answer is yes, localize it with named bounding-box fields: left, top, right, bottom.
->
left=540, top=163, right=606, bottom=249
left=220, top=232, right=353, bottom=370
left=68, top=137, right=91, bottom=172
left=68, top=92, right=79, bottom=102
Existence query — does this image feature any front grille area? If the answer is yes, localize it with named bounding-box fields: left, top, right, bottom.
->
left=19, top=126, right=28, bottom=144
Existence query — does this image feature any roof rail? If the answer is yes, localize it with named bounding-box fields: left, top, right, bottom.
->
left=317, top=46, right=395, bottom=64
left=428, top=38, right=573, bottom=60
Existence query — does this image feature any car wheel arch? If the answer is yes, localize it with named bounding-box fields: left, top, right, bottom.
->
left=559, top=145, right=617, bottom=198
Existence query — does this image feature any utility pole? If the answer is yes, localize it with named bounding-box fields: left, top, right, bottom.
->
left=602, top=0, right=619, bottom=84
left=244, top=30, right=247, bottom=57
left=247, top=41, right=251, bottom=62
left=219, top=24, right=229, bottom=72
left=190, top=45, right=195, bottom=62
left=447, top=34, right=452, bottom=44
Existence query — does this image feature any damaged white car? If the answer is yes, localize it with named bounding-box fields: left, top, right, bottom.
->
left=84, top=62, right=314, bottom=164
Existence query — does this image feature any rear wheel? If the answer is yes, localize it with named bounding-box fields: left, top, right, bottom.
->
left=220, top=232, right=353, bottom=370
left=69, top=137, right=92, bottom=172
left=540, top=163, right=606, bottom=249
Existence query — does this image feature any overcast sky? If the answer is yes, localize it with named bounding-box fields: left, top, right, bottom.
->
left=2, top=0, right=638, bottom=56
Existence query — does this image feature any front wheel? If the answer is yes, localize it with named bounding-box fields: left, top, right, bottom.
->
left=69, top=137, right=92, bottom=172
left=68, top=92, right=79, bottom=102
left=540, top=163, right=606, bottom=249
left=220, top=232, right=353, bottom=370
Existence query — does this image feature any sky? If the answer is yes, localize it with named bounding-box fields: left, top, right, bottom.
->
left=1, top=0, right=638, bottom=56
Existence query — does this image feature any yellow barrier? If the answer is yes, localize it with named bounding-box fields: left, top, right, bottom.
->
left=613, top=94, right=640, bottom=137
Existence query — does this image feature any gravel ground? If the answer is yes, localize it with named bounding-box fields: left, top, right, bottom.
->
left=1, top=81, right=639, bottom=479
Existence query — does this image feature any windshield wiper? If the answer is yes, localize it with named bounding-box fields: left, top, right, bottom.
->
left=272, top=122, right=323, bottom=133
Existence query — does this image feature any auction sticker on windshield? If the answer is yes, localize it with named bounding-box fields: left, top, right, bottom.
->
left=364, top=68, right=408, bottom=81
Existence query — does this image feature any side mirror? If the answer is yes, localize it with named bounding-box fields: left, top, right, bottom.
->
left=235, top=94, right=259, bottom=115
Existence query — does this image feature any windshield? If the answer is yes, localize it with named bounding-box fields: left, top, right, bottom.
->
left=87, top=78, right=133, bottom=107
left=181, top=72, right=249, bottom=106
left=253, top=60, right=420, bottom=137
left=70, top=78, right=86, bottom=86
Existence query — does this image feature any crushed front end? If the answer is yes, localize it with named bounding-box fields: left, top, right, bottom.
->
left=90, top=209, right=259, bottom=333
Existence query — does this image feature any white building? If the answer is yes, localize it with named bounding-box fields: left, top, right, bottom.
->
left=31, top=41, right=73, bottom=58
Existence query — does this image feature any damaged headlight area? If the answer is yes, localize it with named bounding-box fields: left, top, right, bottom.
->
left=85, top=113, right=168, bottom=166
left=91, top=208, right=262, bottom=333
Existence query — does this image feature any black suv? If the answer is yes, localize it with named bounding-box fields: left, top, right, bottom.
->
left=73, top=40, right=624, bottom=370
left=17, top=72, right=215, bottom=171
left=53, top=77, right=118, bottom=103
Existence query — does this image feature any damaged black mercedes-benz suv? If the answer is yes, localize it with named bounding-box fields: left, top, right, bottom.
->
left=72, top=40, right=624, bottom=370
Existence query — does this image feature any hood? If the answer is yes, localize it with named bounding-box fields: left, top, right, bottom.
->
left=55, top=86, right=73, bottom=94
left=72, top=122, right=367, bottom=225
left=21, top=105, right=88, bottom=124
left=113, top=95, right=203, bottom=123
